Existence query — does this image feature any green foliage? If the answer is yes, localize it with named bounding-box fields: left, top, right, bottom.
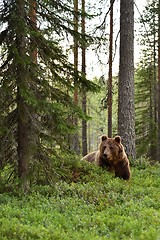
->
left=0, top=0, right=99, bottom=182
left=135, top=63, right=157, bottom=159
left=0, top=161, right=160, bottom=239
left=135, top=0, right=158, bottom=160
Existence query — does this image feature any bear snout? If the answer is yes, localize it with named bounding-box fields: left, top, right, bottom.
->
left=103, top=153, right=108, bottom=159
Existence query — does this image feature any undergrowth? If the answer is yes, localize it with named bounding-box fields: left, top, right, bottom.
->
left=0, top=159, right=160, bottom=240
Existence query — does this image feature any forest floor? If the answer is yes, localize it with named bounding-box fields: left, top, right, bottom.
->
left=0, top=161, right=160, bottom=240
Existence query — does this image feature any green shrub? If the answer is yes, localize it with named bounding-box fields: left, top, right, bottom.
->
left=0, top=159, right=160, bottom=239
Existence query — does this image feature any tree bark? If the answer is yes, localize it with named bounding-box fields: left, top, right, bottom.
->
left=107, top=0, right=113, bottom=138
left=73, top=0, right=80, bottom=155
left=118, top=0, right=136, bottom=158
left=16, top=0, right=31, bottom=189
left=81, top=0, right=87, bottom=156
left=157, top=0, right=160, bottom=160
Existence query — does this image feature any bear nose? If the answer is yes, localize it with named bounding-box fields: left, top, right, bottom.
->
left=103, top=153, right=108, bottom=158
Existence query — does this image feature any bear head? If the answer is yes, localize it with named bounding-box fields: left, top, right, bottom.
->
left=99, top=135, right=125, bottom=166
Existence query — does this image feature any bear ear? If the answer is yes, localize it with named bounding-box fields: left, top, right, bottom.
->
left=114, top=135, right=121, bottom=143
left=101, top=135, right=108, bottom=141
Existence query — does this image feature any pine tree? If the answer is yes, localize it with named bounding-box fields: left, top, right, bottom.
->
left=0, top=0, right=97, bottom=185
left=135, top=64, right=157, bottom=159
left=135, top=0, right=158, bottom=159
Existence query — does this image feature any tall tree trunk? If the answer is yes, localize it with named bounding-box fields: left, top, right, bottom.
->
left=81, top=0, right=87, bottom=156
left=16, top=0, right=31, bottom=189
left=118, top=0, right=136, bottom=158
left=73, top=0, right=80, bottom=155
left=29, top=0, right=38, bottom=159
left=150, top=23, right=157, bottom=160
left=107, top=0, right=113, bottom=138
left=157, top=0, right=160, bottom=160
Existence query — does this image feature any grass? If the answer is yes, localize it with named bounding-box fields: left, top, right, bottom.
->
left=0, top=161, right=160, bottom=239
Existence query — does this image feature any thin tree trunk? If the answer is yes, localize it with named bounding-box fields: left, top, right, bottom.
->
left=74, top=0, right=78, bottom=103
left=88, top=99, right=91, bottom=153
left=157, top=0, right=160, bottom=160
left=107, top=0, right=113, bottom=138
left=153, top=19, right=157, bottom=126
left=73, top=0, right=80, bottom=155
left=81, top=0, right=87, bottom=156
left=118, top=0, right=136, bottom=158
left=149, top=67, right=156, bottom=159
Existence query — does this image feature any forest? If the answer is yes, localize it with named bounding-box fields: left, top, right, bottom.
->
left=0, top=0, right=160, bottom=239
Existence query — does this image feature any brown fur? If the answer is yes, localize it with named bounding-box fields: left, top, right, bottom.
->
left=82, top=135, right=130, bottom=180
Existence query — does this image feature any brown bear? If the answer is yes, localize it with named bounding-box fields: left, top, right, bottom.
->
left=82, top=135, right=131, bottom=180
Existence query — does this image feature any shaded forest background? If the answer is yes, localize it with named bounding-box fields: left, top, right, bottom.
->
left=0, top=0, right=160, bottom=188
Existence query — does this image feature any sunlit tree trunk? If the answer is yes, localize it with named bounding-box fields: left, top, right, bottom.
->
left=107, top=0, right=113, bottom=138
left=118, top=0, right=136, bottom=158
left=81, top=0, right=87, bottom=156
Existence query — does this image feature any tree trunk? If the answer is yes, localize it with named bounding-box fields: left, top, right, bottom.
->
left=81, top=0, right=87, bottom=156
left=16, top=0, right=37, bottom=189
left=88, top=99, right=91, bottom=153
left=73, top=0, right=80, bottom=155
left=157, top=0, right=160, bottom=160
left=16, top=0, right=31, bottom=189
left=118, top=0, right=136, bottom=158
left=107, top=0, right=113, bottom=138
